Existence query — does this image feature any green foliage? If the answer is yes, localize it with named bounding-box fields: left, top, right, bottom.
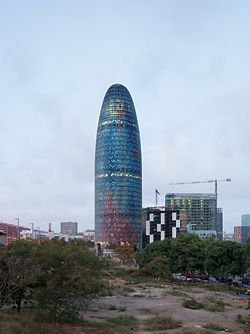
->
left=243, top=239, right=250, bottom=273
left=143, top=256, right=171, bottom=278
left=136, top=233, right=205, bottom=274
left=34, top=240, right=106, bottom=323
left=107, top=315, right=138, bottom=333
left=97, top=290, right=113, bottom=297
left=0, top=311, right=114, bottom=334
left=170, top=233, right=205, bottom=273
left=107, top=315, right=138, bottom=327
left=136, top=234, right=249, bottom=279
left=144, top=314, right=181, bottom=331
left=135, top=238, right=172, bottom=269
left=205, top=240, right=244, bottom=279
left=0, top=240, right=106, bottom=323
left=0, top=240, right=41, bottom=311
left=206, top=300, right=225, bottom=312
left=236, top=313, right=250, bottom=324
left=203, top=323, right=225, bottom=331
left=118, top=306, right=127, bottom=312
left=182, top=298, right=204, bottom=309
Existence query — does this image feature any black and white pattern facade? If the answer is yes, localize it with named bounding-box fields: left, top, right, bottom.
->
left=142, top=207, right=187, bottom=246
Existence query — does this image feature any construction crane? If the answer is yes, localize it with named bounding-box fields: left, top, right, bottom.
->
left=155, top=189, right=160, bottom=206
left=169, top=178, right=231, bottom=199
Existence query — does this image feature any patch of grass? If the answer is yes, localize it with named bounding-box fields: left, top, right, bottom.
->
left=244, top=327, right=250, bottom=334
left=0, top=312, right=114, bottom=334
left=182, top=298, right=204, bottom=310
left=121, top=286, right=136, bottom=293
left=97, top=289, right=113, bottom=297
left=132, top=293, right=145, bottom=298
left=118, top=306, right=127, bottom=312
left=182, top=328, right=213, bottom=334
left=205, top=300, right=225, bottom=312
left=198, top=283, right=240, bottom=294
left=136, top=308, right=153, bottom=314
left=106, top=315, right=138, bottom=334
left=144, top=314, right=181, bottom=331
left=237, top=313, right=250, bottom=324
left=203, top=323, right=225, bottom=331
left=164, top=289, right=190, bottom=298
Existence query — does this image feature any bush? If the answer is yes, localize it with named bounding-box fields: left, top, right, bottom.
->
left=144, top=314, right=181, bottom=331
left=182, top=298, right=204, bottom=309
left=203, top=323, right=225, bottom=331
left=143, top=256, right=171, bottom=279
left=206, top=300, right=225, bottom=312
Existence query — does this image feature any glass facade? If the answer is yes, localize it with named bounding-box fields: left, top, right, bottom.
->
left=95, top=84, right=142, bottom=247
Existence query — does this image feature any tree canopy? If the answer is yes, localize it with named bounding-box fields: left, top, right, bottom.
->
left=0, top=239, right=106, bottom=322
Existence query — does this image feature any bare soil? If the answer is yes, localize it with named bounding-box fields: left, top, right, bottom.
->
left=84, top=281, right=250, bottom=333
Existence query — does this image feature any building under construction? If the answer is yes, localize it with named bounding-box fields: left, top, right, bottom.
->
left=165, top=193, right=221, bottom=239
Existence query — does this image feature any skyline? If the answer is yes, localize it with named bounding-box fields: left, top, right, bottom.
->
left=1, top=1, right=250, bottom=233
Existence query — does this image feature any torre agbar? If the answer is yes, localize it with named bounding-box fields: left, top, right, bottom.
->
left=95, top=84, right=142, bottom=248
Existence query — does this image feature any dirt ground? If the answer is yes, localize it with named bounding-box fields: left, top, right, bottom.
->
left=84, top=281, right=250, bottom=333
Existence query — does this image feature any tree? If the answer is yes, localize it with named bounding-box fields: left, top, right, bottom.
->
left=35, top=240, right=106, bottom=323
left=135, top=238, right=172, bottom=269
left=143, top=256, right=172, bottom=279
left=0, top=240, right=41, bottom=312
left=205, top=240, right=244, bottom=280
left=243, top=239, right=250, bottom=275
left=170, top=233, right=205, bottom=273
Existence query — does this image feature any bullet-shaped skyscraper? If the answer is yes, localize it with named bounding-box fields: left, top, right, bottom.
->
left=95, top=84, right=142, bottom=247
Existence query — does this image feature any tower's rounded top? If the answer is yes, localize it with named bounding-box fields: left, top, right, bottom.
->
left=105, top=83, right=130, bottom=96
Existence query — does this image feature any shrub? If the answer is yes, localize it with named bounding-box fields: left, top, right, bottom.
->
left=203, top=323, right=225, bottom=331
left=144, top=314, right=181, bottom=331
left=206, top=300, right=225, bottom=312
left=143, top=256, right=171, bottom=279
left=182, top=298, right=204, bottom=309
left=97, top=290, right=113, bottom=297
left=118, top=306, right=127, bottom=312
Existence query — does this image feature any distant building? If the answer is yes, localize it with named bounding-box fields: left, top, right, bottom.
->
left=216, top=208, right=223, bottom=241
left=223, top=232, right=234, bottom=241
left=60, top=222, right=78, bottom=236
left=142, top=207, right=187, bottom=247
left=20, top=228, right=49, bottom=241
left=241, top=214, right=250, bottom=227
left=233, top=214, right=250, bottom=243
left=0, top=222, right=29, bottom=245
left=165, top=193, right=218, bottom=239
left=0, top=229, right=7, bottom=245
left=83, top=229, right=95, bottom=242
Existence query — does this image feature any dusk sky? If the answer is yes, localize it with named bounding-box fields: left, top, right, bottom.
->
left=1, top=1, right=250, bottom=233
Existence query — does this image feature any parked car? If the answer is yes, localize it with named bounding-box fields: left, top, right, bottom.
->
left=208, top=277, right=220, bottom=284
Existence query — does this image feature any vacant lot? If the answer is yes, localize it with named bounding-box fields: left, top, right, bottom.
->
left=84, top=281, right=250, bottom=334
left=1, top=280, right=249, bottom=334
